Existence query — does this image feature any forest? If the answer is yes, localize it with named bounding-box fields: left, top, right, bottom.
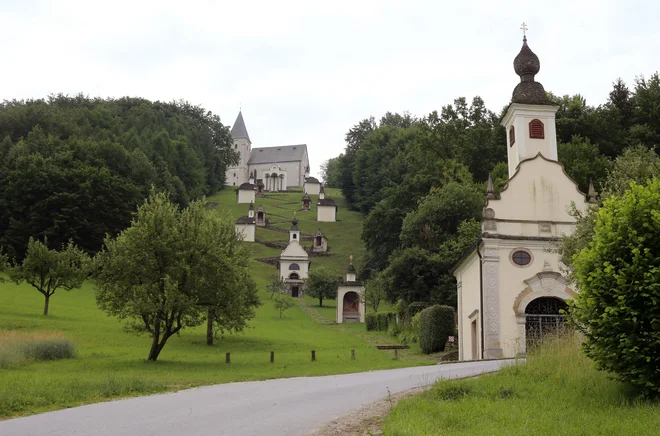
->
left=0, top=95, right=237, bottom=259
left=329, top=73, right=660, bottom=307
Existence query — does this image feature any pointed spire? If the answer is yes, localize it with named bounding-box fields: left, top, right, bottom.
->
left=486, top=174, right=497, bottom=200
left=588, top=179, right=598, bottom=203
left=230, top=111, right=251, bottom=143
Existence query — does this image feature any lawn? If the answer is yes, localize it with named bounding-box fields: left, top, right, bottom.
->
left=0, top=187, right=434, bottom=419
left=382, top=334, right=660, bottom=435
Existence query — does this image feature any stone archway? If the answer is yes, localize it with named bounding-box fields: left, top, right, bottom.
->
left=343, top=291, right=360, bottom=322
left=512, top=270, right=576, bottom=355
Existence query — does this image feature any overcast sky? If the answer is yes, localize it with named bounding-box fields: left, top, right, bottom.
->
left=1, top=0, right=659, bottom=178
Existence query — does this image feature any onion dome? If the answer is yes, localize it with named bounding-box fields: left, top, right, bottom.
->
left=511, top=36, right=553, bottom=105
left=347, top=255, right=356, bottom=274
left=291, top=214, right=299, bottom=231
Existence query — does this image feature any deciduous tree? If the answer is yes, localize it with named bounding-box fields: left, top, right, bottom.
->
left=305, top=267, right=340, bottom=307
left=273, top=293, right=294, bottom=319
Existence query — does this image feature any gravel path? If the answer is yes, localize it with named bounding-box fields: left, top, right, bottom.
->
left=0, top=360, right=511, bottom=436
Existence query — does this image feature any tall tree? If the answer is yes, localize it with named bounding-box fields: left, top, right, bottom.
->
left=305, top=267, right=340, bottom=307
left=9, top=238, right=88, bottom=315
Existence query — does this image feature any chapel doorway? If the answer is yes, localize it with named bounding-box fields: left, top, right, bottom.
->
left=343, top=291, right=359, bottom=323
left=316, top=236, right=322, bottom=247
left=292, top=286, right=299, bottom=298
left=525, top=297, right=569, bottom=350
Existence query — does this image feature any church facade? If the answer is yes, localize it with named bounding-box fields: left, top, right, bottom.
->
left=225, top=111, right=310, bottom=190
left=453, top=34, right=594, bottom=361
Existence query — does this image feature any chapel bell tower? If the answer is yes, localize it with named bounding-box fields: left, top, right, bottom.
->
left=227, top=110, right=252, bottom=186
left=501, top=28, right=560, bottom=178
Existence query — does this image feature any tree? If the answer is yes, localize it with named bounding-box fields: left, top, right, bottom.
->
left=364, top=273, right=387, bottom=312
left=94, top=191, right=258, bottom=361
left=9, top=238, right=88, bottom=315
left=558, top=136, right=611, bottom=193
left=266, top=275, right=286, bottom=299
left=273, top=293, right=294, bottom=319
left=571, top=180, right=660, bottom=396
left=305, top=267, right=340, bottom=307
left=320, top=157, right=342, bottom=188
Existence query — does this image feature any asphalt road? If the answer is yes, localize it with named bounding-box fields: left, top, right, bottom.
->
left=0, top=360, right=511, bottom=436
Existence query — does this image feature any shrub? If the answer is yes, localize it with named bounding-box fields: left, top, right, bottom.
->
left=419, top=305, right=455, bottom=354
left=366, top=312, right=395, bottom=331
left=407, top=302, right=428, bottom=320
left=387, top=323, right=401, bottom=337
left=365, top=312, right=378, bottom=331
left=571, top=180, right=660, bottom=396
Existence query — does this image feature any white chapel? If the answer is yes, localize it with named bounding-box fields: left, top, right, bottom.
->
left=453, top=33, right=595, bottom=361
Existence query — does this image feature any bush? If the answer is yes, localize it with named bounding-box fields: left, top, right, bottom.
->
left=407, top=302, right=428, bottom=320
left=365, top=312, right=395, bottom=331
left=419, top=305, right=455, bottom=354
left=572, top=180, right=660, bottom=396
left=387, top=322, right=401, bottom=337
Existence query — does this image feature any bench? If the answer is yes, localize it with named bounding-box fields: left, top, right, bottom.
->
left=376, top=345, right=410, bottom=360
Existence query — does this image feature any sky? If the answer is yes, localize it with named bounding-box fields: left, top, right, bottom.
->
left=1, top=0, right=659, bottom=178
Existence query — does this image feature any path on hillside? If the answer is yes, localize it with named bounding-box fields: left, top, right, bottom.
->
left=0, top=360, right=512, bottom=436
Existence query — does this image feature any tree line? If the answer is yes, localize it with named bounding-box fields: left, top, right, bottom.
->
left=324, top=73, right=660, bottom=308
left=0, top=94, right=238, bottom=260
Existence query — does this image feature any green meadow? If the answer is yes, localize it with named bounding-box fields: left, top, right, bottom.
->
left=0, top=187, right=433, bottom=419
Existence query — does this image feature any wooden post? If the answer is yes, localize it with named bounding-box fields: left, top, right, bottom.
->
left=351, top=349, right=356, bottom=360
left=226, top=352, right=230, bottom=364
left=394, top=348, right=398, bottom=360
left=270, top=351, right=274, bottom=364
left=311, top=350, right=316, bottom=362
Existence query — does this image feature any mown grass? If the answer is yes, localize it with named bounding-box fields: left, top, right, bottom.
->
left=0, top=187, right=431, bottom=419
left=0, top=331, right=76, bottom=368
left=383, top=334, right=660, bottom=435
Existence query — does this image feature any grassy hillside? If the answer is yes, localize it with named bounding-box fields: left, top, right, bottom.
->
left=0, top=187, right=432, bottom=419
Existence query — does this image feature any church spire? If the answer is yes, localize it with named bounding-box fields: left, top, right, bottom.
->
left=588, top=179, right=598, bottom=203
left=231, top=110, right=251, bottom=143
left=486, top=173, right=497, bottom=200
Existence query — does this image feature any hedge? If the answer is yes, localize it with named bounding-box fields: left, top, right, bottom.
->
left=365, top=312, right=396, bottom=331
left=419, top=305, right=455, bottom=354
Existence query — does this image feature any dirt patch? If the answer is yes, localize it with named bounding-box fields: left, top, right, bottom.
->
left=307, top=387, right=426, bottom=436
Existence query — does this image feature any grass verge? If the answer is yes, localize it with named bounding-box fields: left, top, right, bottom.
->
left=383, top=334, right=660, bottom=435
left=0, top=331, right=75, bottom=368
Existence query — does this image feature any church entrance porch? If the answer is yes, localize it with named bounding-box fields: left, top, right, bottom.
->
left=342, top=291, right=360, bottom=323
left=524, top=297, right=569, bottom=351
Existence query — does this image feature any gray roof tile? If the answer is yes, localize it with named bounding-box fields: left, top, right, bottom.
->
left=231, top=111, right=251, bottom=142
left=248, top=144, right=307, bottom=165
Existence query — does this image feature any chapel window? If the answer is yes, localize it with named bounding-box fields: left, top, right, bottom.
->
left=512, top=250, right=532, bottom=266
left=289, top=273, right=299, bottom=280
left=509, top=125, right=515, bottom=146
left=529, top=119, right=544, bottom=139
left=293, top=234, right=297, bottom=239
left=289, top=263, right=300, bottom=270
left=235, top=144, right=237, bottom=149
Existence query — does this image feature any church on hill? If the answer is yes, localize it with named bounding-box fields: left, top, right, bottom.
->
left=453, top=30, right=594, bottom=361
left=225, top=111, right=310, bottom=189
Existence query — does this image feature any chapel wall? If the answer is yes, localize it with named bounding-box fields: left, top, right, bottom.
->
left=455, top=252, right=481, bottom=361
left=237, top=189, right=256, bottom=204
left=317, top=206, right=336, bottom=222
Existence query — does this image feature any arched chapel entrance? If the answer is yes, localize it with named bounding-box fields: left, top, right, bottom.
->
left=524, top=297, right=568, bottom=350
left=343, top=291, right=360, bottom=323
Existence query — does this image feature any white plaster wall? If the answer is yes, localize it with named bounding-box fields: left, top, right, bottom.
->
left=225, top=167, right=249, bottom=187
left=454, top=252, right=481, bottom=361
left=336, top=285, right=365, bottom=323
left=279, top=259, right=310, bottom=280
left=317, top=206, right=336, bottom=222
left=487, top=157, right=587, bottom=225
left=237, top=189, right=256, bottom=204
left=304, top=182, right=321, bottom=195
left=251, top=161, right=307, bottom=188
left=234, top=223, right=255, bottom=242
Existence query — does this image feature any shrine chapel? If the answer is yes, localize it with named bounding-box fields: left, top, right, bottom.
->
left=452, top=32, right=595, bottom=360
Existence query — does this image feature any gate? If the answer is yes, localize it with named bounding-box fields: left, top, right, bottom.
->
left=525, top=297, right=569, bottom=350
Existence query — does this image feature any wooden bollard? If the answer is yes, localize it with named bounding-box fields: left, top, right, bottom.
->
left=351, top=349, right=356, bottom=360
left=226, top=352, right=230, bottom=364
left=311, top=350, right=316, bottom=362
left=270, top=351, right=274, bottom=364
left=394, top=349, right=398, bottom=360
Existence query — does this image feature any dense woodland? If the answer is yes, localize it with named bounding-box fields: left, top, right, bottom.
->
left=327, top=73, right=660, bottom=308
left=0, top=95, right=237, bottom=259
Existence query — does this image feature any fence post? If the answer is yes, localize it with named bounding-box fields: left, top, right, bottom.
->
left=226, top=352, right=230, bottom=364
left=270, top=351, right=275, bottom=364
left=351, top=349, right=356, bottom=360
left=311, top=350, right=316, bottom=362
left=394, top=348, right=398, bottom=360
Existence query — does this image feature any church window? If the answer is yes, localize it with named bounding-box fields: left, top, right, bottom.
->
left=235, top=144, right=237, bottom=149
left=289, top=273, right=300, bottom=280
left=509, top=125, right=515, bottom=146
left=511, top=250, right=532, bottom=266
left=289, top=263, right=300, bottom=270
left=529, top=119, right=544, bottom=139
left=292, top=234, right=297, bottom=239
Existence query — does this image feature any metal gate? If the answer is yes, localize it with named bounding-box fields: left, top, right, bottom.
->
left=525, top=297, right=569, bottom=350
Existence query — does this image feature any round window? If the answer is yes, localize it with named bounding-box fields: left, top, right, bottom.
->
left=512, top=250, right=531, bottom=266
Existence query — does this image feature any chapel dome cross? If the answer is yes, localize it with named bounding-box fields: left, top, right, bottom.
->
left=510, top=23, right=553, bottom=106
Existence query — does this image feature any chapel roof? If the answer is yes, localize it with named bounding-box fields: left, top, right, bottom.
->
left=235, top=216, right=255, bottom=225
left=511, top=36, right=554, bottom=106
left=302, top=193, right=311, bottom=200
left=230, top=111, right=251, bottom=142
left=248, top=144, right=308, bottom=165
left=318, top=198, right=336, bottom=207
left=238, top=183, right=255, bottom=190
left=305, top=176, right=320, bottom=184
left=281, top=240, right=309, bottom=259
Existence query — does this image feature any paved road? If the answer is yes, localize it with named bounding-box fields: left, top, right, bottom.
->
left=0, top=360, right=511, bottom=436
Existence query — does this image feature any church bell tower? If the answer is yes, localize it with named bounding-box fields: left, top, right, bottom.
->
left=226, top=111, right=252, bottom=186
left=501, top=30, right=560, bottom=178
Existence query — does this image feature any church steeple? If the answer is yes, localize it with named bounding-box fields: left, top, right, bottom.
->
left=231, top=111, right=251, bottom=143
left=501, top=26, right=560, bottom=178
left=289, top=213, right=300, bottom=243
